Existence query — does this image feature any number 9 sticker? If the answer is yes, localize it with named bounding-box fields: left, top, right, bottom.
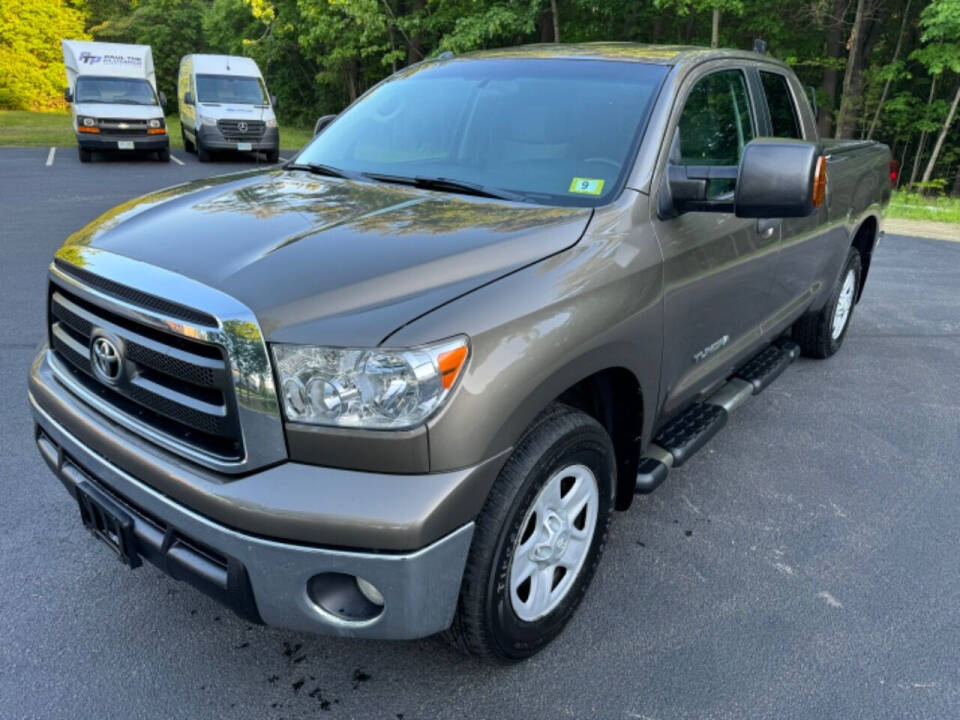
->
left=569, top=177, right=605, bottom=195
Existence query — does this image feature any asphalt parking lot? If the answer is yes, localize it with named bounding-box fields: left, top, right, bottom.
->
left=2, top=146, right=959, bottom=719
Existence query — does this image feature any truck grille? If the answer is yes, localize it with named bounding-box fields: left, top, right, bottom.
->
left=98, top=118, right=151, bottom=136
left=217, top=119, right=265, bottom=141
left=47, top=283, right=244, bottom=461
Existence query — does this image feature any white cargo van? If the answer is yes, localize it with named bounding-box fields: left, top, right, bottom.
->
left=178, top=54, right=280, bottom=163
left=62, top=40, right=170, bottom=163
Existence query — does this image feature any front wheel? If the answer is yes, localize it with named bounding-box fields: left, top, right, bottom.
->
left=197, top=142, right=211, bottom=163
left=265, top=148, right=280, bottom=164
left=156, top=147, right=170, bottom=162
left=445, top=404, right=615, bottom=663
left=78, top=147, right=91, bottom=163
left=793, top=247, right=862, bottom=358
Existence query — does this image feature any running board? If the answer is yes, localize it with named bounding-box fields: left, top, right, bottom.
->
left=635, top=341, right=800, bottom=495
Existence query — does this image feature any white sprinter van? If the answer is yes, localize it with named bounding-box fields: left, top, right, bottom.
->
left=178, top=55, right=280, bottom=163
left=62, top=40, right=170, bottom=162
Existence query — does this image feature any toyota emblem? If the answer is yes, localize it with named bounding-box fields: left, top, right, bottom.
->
left=237, top=121, right=248, bottom=133
left=90, top=334, right=123, bottom=385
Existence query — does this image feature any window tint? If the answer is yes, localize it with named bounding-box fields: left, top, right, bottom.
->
left=676, top=70, right=755, bottom=197
left=760, top=71, right=802, bottom=139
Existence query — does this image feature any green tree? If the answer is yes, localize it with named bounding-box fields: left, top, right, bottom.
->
left=0, top=0, right=89, bottom=110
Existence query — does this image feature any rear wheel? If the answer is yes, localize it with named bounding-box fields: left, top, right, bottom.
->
left=78, top=147, right=91, bottom=163
left=445, top=403, right=615, bottom=663
left=793, top=247, right=862, bottom=358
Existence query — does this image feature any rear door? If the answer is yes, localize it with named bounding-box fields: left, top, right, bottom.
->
left=650, top=63, right=782, bottom=417
left=754, top=67, right=832, bottom=324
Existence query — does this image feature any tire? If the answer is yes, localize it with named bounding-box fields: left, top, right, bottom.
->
left=445, top=403, right=615, bottom=663
left=157, top=147, right=170, bottom=162
left=182, top=128, right=195, bottom=154
left=265, top=148, right=280, bottom=164
left=793, top=247, right=862, bottom=359
left=78, top=147, right=91, bottom=163
left=197, top=142, right=211, bottom=163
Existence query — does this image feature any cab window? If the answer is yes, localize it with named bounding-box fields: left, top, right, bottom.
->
left=760, top=71, right=802, bottom=139
left=675, top=70, right=755, bottom=197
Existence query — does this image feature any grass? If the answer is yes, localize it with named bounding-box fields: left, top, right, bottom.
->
left=887, top=191, right=960, bottom=225
left=0, top=110, right=312, bottom=152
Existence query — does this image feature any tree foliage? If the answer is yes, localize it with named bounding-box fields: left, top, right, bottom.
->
left=0, top=0, right=88, bottom=110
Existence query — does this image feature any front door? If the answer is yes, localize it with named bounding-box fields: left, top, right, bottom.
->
left=650, top=65, right=781, bottom=417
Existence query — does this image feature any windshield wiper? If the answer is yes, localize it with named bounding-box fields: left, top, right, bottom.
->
left=363, top=172, right=527, bottom=202
left=285, top=162, right=358, bottom=179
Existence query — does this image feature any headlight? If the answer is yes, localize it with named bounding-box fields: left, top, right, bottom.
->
left=266, top=118, right=277, bottom=128
left=199, top=116, right=216, bottom=126
left=272, top=336, right=469, bottom=429
left=148, top=118, right=164, bottom=128
left=80, top=116, right=96, bottom=127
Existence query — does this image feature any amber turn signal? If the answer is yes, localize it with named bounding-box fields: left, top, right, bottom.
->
left=438, top=345, right=468, bottom=389
left=812, top=155, right=827, bottom=208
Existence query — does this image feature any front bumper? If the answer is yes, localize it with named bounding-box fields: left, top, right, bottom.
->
left=77, top=132, right=169, bottom=151
left=29, top=349, right=478, bottom=639
left=197, top=125, right=279, bottom=152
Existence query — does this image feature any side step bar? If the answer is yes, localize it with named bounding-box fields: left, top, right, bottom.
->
left=635, top=340, right=800, bottom=495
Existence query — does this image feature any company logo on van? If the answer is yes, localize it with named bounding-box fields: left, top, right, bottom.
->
left=78, top=52, right=143, bottom=67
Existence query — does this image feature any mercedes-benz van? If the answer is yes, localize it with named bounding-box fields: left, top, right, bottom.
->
left=62, top=40, right=169, bottom=163
left=178, top=54, right=280, bottom=163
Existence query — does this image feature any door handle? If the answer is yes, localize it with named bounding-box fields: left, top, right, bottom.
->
left=757, top=218, right=782, bottom=239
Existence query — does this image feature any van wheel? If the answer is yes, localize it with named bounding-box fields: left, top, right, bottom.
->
left=266, top=148, right=280, bottom=164
left=793, top=247, right=862, bottom=359
left=157, top=148, right=170, bottom=162
left=78, top=147, right=91, bottom=163
left=197, top=143, right=211, bottom=163
left=182, top=129, right=195, bottom=153
left=445, top=403, right=615, bottom=663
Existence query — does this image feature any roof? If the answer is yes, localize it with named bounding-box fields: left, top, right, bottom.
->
left=456, top=42, right=784, bottom=68
left=187, top=54, right=262, bottom=76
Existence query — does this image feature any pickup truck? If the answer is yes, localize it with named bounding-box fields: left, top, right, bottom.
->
left=29, top=43, right=892, bottom=663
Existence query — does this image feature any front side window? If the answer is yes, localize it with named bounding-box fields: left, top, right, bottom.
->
left=75, top=77, right=158, bottom=105
left=675, top=70, right=755, bottom=198
left=760, top=71, right=802, bottom=139
left=196, top=74, right=269, bottom=105
left=296, top=59, right=669, bottom=207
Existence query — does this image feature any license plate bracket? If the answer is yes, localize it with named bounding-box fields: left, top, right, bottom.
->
left=76, top=479, right=142, bottom=568
left=117, top=140, right=135, bottom=150
left=237, top=142, right=252, bottom=151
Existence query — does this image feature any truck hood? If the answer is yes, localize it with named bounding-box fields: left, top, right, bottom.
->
left=62, top=169, right=592, bottom=346
left=73, top=102, right=164, bottom=121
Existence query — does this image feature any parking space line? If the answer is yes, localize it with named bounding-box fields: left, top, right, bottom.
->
left=170, top=154, right=185, bottom=166
left=279, top=156, right=289, bottom=163
left=45, top=147, right=56, bottom=166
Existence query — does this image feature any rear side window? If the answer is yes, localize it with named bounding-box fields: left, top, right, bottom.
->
left=676, top=69, right=755, bottom=197
left=760, top=71, right=802, bottom=139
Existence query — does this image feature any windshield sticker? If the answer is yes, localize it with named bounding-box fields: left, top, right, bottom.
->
left=569, top=177, right=605, bottom=195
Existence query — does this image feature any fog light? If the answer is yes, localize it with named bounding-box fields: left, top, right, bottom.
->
left=356, top=577, right=384, bottom=606
left=306, top=572, right=385, bottom=623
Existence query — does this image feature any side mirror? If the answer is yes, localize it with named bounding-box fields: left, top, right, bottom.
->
left=314, top=114, right=336, bottom=136
left=64, top=87, right=73, bottom=103
left=270, top=95, right=278, bottom=109
left=183, top=91, right=194, bottom=106
left=660, top=138, right=823, bottom=219
left=158, top=91, right=167, bottom=107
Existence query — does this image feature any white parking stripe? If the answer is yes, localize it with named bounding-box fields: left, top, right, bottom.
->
left=45, top=147, right=56, bottom=166
left=170, top=153, right=185, bottom=166
left=279, top=156, right=289, bottom=163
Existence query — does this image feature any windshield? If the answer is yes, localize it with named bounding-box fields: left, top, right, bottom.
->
left=196, top=74, right=269, bottom=105
left=296, top=58, right=668, bottom=206
left=75, top=77, right=158, bottom=105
